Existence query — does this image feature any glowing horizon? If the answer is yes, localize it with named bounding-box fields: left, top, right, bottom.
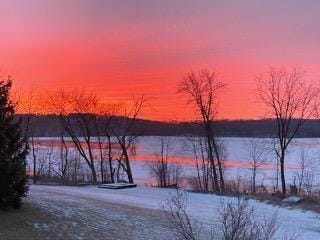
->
left=1, top=0, right=319, bottom=121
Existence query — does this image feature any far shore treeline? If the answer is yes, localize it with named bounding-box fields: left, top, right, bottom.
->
left=15, top=114, right=320, bottom=138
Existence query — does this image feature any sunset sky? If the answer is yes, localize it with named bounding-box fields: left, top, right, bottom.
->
left=0, top=0, right=319, bottom=121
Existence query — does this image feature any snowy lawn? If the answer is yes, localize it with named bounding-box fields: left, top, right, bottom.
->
left=27, top=185, right=320, bottom=240
left=2, top=185, right=174, bottom=240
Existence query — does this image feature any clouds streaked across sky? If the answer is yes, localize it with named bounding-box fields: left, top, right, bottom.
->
left=0, top=0, right=319, bottom=120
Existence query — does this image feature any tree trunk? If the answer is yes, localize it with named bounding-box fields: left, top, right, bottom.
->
left=212, top=137, right=225, bottom=192
left=280, top=151, right=286, bottom=194
left=91, top=164, right=98, bottom=184
left=123, top=150, right=134, bottom=184
left=206, top=136, right=219, bottom=192
left=252, top=168, right=256, bottom=193
left=276, top=156, right=279, bottom=190
left=100, top=158, right=104, bottom=183
left=31, top=136, right=37, bottom=184
left=204, top=121, right=220, bottom=192
left=107, top=136, right=114, bottom=183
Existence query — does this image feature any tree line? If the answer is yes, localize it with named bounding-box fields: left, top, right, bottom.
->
left=14, top=115, right=320, bottom=138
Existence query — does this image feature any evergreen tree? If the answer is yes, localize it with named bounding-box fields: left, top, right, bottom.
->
left=0, top=79, right=28, bottom=209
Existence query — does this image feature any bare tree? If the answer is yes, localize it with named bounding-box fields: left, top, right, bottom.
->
left=16, top=89, right=41, bottom=183
left=295, top=147, right=308, bottom=194
left=178, top=69, right=226, bottom=192
left=47, top=90, right=111, bottom=183
left=294, top=147, right=319, bottom=196
left=46, top=90, right=143, bottom=184
left=111, top=97, right=146, bottom=184
left=244, top=138, right=269, bottom=193
left=69, top=152, right=82, bottom=182
left=162, top=190, right=293, bottom=240
left=256, top=67, right=318, bottom=194
left=64, top=92, right=99, bottom=183
left=161, top=190, right=202, bottom=240
left=304, top=163, right=318, bottom=197
left=52, top=136, right=70, bottom=181
left=218, top=199, right=279, bottom=240
left=91, top=111, right=114, bottom=183
left=185, top=136, right=211, bottom=192
left=149, top=137, right=182, bottom=187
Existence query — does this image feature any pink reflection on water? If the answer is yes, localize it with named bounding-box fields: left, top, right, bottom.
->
left=35, top=139, right=298, bottom=170
left=132, top=154, right=297, bottom=170
left=34, top=139, right=139, bottom=150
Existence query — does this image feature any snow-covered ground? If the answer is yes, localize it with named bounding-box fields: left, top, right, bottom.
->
left=23, top=185, right=174, bottom=240
left=25, top=137, right=320, bottom=239
left=30, top=184, right=320, bottom=240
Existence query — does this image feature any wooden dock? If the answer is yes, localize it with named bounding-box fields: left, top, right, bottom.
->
left=98, top=183, right=137, bottom=189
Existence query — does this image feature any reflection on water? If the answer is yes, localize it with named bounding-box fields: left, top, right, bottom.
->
left=34, top=138, right=298, bottom=170
left=34, top=139, right=134, bottom=150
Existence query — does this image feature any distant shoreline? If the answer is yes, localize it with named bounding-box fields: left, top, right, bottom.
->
left=16, top=114, right=320, bottom=138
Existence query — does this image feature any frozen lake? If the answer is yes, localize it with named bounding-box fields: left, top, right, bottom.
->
left=30, top=137, right=320, bottom=190
left=132, top=137, right=320, bottom=188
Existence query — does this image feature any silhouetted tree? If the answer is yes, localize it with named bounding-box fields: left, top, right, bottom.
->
left=0, top=79, right=28, bottom=208
left=178, top=69, right=226, bottom=192
left=149, top=137, right=182, bottom=187
left=185, top=136, right=212, bottom=192
left=112, top=97, right=146, bottom=184
left=48, top=91, right=101, bottom=183
left=16, top=89, right=40, bottom=183
left=256, top=67, right=318, bottom=194
left=244, top=138, right=269, bottom=193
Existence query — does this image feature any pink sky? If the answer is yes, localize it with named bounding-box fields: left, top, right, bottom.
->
left=0, top=0, right=319, bottom=120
